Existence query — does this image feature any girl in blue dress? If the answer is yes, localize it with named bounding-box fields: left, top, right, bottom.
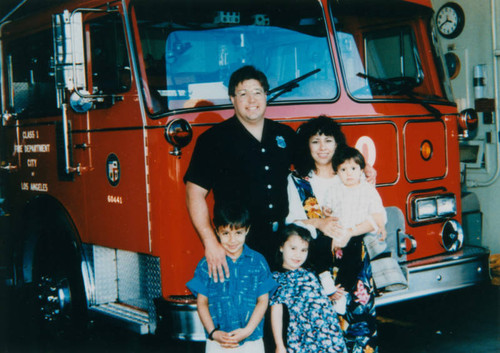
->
left=270, top=224, right=347, bottom=353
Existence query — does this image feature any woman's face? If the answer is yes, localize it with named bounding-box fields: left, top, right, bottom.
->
left=281, top=234, right=309, bottom=270
left=309, top=133, right=337, bottom=167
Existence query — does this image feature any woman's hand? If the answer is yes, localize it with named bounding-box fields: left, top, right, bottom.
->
left=332, top=228, right=351, bottom=248
left=364, top=164, right=377, bottom=185
left=316, top=216, right=342, bottom=238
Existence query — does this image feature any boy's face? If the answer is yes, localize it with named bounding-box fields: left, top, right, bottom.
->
left=216, top=225, right=249, bottom=260
left=337, top=158, right=363, bottom=187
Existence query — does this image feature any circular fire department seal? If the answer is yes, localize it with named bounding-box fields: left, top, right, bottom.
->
left=106, top=153, right=121, bottom=187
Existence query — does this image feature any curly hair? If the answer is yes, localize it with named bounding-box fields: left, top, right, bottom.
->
left=294, top=115, right=347, bottom=178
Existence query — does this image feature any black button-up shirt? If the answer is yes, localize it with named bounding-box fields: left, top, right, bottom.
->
left=184, top=116, right=296, bottom=226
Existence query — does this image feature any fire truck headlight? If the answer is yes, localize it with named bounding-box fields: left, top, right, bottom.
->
left=165, top=119, right=193, bottom=156
left=437, top=195, right=456, bottom=217
left=458, top=108, right=478, bottom=139
left=414, top=198, right=437, bottom=221
left=413, top=194, right=457, bottom=222
left=441, top=219, right=464, bottom=252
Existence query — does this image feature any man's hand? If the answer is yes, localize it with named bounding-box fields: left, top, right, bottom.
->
left=205, top=239, right=230, bottom=283
left=185, top=182, right=230, bottom=282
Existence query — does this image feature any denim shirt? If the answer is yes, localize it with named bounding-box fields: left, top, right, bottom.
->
left=187, top=245, right=277, bottom=342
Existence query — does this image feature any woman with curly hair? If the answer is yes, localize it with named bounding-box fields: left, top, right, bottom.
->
left=286, top=115, right=378, bottom=353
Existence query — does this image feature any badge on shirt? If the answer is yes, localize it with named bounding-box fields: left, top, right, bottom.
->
left=276, top=136, right=286, bottom=148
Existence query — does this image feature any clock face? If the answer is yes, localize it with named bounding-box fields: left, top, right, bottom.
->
left=436, top=3, right=465, bottom=39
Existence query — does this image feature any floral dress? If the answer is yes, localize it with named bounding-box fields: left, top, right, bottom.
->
left=270, top=268, right=347, bottom=353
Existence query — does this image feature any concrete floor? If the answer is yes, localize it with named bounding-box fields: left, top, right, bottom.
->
left=1, top=282, right=498, bottom=353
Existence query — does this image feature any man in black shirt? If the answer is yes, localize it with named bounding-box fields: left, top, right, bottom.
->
left=184, top=66, right=295, bottom=282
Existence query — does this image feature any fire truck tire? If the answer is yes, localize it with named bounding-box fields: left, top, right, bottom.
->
left=24, top=209, right=88, bottom=340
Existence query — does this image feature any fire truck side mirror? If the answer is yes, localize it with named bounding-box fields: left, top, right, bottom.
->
left=53, top=7, right=123, bottom=112
left=53, top=10, right=87, bottom=106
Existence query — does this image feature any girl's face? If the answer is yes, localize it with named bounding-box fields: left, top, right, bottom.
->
left=309, top=133, right=337, bottom=167
left=280, top=234, right=309, bottom=270
left=336, top=158, right=363, bottom=187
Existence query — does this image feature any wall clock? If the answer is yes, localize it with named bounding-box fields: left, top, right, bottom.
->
left=435, top=2, right=465, bottom=39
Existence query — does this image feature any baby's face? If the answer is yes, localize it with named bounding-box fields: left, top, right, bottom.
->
left=336, top=158, right=363, bottom=187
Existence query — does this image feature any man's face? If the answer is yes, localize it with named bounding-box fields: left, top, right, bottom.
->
left=230, top=79, right=267, bottom=126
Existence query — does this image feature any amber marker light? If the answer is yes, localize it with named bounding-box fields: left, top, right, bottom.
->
left=420, top=140, right=433, bottom=161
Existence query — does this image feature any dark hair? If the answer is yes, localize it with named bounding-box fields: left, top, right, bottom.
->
left=228, top=65, right=269, bottom=97
left=275, top=224, right=313, bottom=271
left=294, top=115, right=347, bottom=177
left=213, top=202, right=251, bottom=229
left=332, top=145, right=366, bottom=172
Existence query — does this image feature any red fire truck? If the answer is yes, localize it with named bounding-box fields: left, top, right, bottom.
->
left=0, top=0, right=489, bottom=340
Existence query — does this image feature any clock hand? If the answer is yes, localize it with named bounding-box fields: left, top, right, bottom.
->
left=439, top=18, right=451, bottom=29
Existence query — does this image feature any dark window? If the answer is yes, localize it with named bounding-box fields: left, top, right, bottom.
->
left=88, top=12, right=131, bottom=94
left=7, top=30, right=58, bottom=119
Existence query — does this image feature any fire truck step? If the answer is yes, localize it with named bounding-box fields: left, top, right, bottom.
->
left=90, top=302, right=150, bottom=335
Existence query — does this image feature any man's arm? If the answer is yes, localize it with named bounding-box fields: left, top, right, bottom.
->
left=186, top=181, right=229, bottom=282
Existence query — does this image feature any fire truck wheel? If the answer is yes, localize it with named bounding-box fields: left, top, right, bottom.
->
left=29, top=216, right=88, bottom=340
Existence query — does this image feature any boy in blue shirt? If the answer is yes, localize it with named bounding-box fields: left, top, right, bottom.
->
left=187, top=202, right=277, bottom=352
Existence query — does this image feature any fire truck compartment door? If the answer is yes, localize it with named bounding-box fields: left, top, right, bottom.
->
left=404, top=120, right=446, bottom=181
left=342, top=122, right=399, bottom=185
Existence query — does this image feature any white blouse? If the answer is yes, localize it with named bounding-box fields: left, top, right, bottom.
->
left=286, top=172, right=386, bottom=238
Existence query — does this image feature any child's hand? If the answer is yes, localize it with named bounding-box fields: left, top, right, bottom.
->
left=227, top=327, right=251, bottom=343
left=328, top=285, right=346, bottom=302
left=212, top=330, right=239, bottom=348
left=378, top=226, right=387, bottom=241
left=275, top=344, right=287, bottom=353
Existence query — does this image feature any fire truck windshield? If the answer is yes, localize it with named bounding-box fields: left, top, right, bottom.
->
left=132, top=0, right=337, bottom=115
left=330, top=0, right=451, bottom=102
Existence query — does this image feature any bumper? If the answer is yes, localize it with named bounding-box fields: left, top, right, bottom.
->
left=157, top=297, right=206, bottom=341
left=375, top=246, right=490, bottom=306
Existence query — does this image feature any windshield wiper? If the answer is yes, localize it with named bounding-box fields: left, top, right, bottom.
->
left=267, top=68, right=321, bottom=102
left=357, top=72, right=441, bottom=118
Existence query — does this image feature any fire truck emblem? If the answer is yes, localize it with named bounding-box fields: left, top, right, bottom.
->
left=106, top=153, right=120, bottom=187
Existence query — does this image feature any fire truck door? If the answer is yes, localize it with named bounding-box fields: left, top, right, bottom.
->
left=81, top=9, right=150, bottom=253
